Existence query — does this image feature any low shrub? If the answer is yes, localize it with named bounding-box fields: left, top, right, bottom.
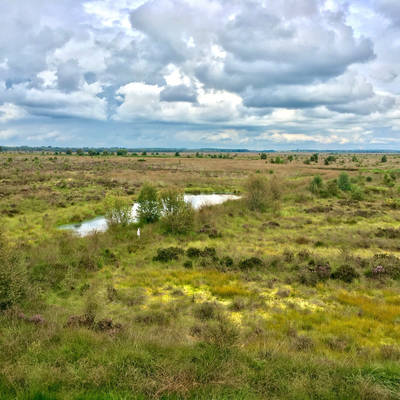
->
left=194, top=302, right=219, bottom=320
left=239, top=257, right=263, bottom=270
left=186, top=247, right=202, bottom=258
left=331, top=265, right=359, bottom=283
left=153, top=247, right=184, bottom=262
left=134, top=309, right=171, bottom=325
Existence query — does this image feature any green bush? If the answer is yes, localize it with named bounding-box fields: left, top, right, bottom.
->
left=105, top=195, right=132, bottom=226
left=153, top=247, right=184, bottom=262
left=239, top=257, right=263, bottom=270
left=309, top=175, right=323, bottom=194
left=331, top=265, right=359, bottom=283
left=350, top=185, right=364, bottom=201
left=338, top=173, right=351, bottom=191
left=137, top=183, right=161, bottom=223
left=159, top=188, right=194, bottom=234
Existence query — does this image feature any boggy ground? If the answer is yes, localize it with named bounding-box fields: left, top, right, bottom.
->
left=1, top=151, right=400, bottom=399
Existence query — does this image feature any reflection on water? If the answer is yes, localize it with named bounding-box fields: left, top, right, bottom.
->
left=58, top=194, right=240, bottom=237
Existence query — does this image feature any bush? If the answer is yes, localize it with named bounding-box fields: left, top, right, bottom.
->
left=239, top=257, right=263, bottom=270
left=338, top=173, right=352, bottom=191
left=331, top=265, right=359, bottom=283
left=245, top=175, right=281, bottom=212
left=309, top=175, right=323, bottom=194
left=381, top=155, right=387, bottom=163
left=105, top=195, right=132, bottom=226
left=159, top=188, right=194, bottom=234
left=183, top=260, right=193, bottom=269
left=0, top=249, right=28, bottom=310
left=245, top=175, right=269, bottom=211
left=350, top=185, right=364, bottom=201
left=194, top=302, right=219, bottom=320
left=186, top=247, right=202, bottom=258
left=153, top=247, right=184, bottom=262
left=137, top=183, right=161, bottom=223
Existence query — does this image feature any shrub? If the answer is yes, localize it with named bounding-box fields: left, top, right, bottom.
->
left=245, top=175, right=281, bottom=212
left=309, top=175, right=323, bottom=194
left=183, top=260, right=193, bottom=269
left=381, top=155, right=387, bottom=163
left=239, top=257, right=263, bottom=270
left=194, top=319, right=239, bottom=347
left=194, top=302, right=219, bottom=320
left=153, top=247, right=184, bottom=262
left=105, top=195, right=132, bottom=226
left=350, top=185, right=364, bottom=201
left=159, top=188, right=194, bottom=234
left=245, top=175, right=269, bottom=211
left=0, top=250, right=28, bottom=310
left=220, top=256, right=234, bottom=267
left=134, top=309, right=170, bottom=325
left=137, top=183, right=161, bottom=224
left=186, top=247, right=202, bottom=258
left=331, top=265, right=359, bottom=283
left=338, top=173, right=351, bottom=191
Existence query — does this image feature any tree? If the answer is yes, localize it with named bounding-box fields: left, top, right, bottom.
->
left=260, top=153, right=267, bottom=160
left=137, top=183, right=161, bottom=223
left=381, top=155, right=387, bottom=163
left=105, top=196, right=132, bottom=227
left=175, top=151, right=180, bottom=157
left=159, top=188, right=194, bottom=234
left=76, top=149, right=84, bottom=156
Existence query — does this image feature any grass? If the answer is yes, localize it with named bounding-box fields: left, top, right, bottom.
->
left=1, top=152, right=400, bottom=398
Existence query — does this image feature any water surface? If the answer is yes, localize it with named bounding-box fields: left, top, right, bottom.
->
left=59, top=194, right=240, bottom=237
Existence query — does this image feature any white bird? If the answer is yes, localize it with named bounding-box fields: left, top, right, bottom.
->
left=137, top=227, right=141, bottom=238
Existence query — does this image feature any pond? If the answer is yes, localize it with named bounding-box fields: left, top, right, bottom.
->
left=58, top=194, right=240, bottom=237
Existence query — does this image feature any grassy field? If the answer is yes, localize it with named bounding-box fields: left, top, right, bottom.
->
left=1, top=151, right=400, bottom=399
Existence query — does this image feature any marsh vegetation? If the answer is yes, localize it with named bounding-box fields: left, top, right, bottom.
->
left=1, top=151, right=400, bottom=399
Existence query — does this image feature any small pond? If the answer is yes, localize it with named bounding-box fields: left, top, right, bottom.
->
left=59, top=194, right=240, bottom=237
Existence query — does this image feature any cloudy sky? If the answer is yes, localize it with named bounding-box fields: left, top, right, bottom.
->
left=0, top=0, right=399, bottom=149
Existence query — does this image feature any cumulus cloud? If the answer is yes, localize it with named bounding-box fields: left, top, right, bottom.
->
left=0, top=0, right=399, bottom=148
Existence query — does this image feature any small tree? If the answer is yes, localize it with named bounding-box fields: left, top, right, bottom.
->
left=137, top=183, right=161, bottom=223
left=105, top=196, right=132, bottom=226
left=381, top=155, right=387, bottom=163
left=245, top=175, right=268, bottom=211
left=160, top=188, right=194, bottom=234
left=260, top=153, right=267, bottom=160
left=338, top=173, right=351, bottom=191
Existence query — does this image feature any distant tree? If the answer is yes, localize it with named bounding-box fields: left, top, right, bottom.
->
left=117, top=149, right=127, bottom=156
left=76, top=149, right=84, bottom=156
left=142, top=151, right=147, bottom=156
left=65, top=149, right=72, bottom=155
left=175, top=151, right=180, bottom=157
left=260, top=153, right=267, bottom=160
left=287, top=155, right=294, bottom=162
left=310, top=153, right=319, bottom=162
left=381, top=155, right=387, bottom=163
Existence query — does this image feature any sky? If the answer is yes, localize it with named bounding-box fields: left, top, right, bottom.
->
left=0, top=0, right=400, bottom=150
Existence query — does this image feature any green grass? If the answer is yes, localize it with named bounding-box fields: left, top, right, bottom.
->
left=1, top=152, right=400, bottom=398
